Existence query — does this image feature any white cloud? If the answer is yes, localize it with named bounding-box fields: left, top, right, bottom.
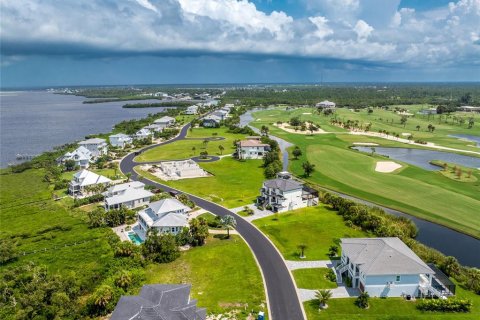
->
left=0, top=0, right=479, bottom=69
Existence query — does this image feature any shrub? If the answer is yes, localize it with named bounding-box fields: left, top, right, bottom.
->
left=417, top=298, right=472, bottom=312
left=355, top=292, right=370, bottom=309
left=73, top=194, right=104, bottom=207
left=325, top=268, right=337, bottom=282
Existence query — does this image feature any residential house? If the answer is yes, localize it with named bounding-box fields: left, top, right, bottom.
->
left=336, top=237, right=452, bottom=298
left=111, top=284, right=206, bottom=320
left=257, top=172, right=318, bottom=212
left=144, top=124, right=164, bottom=133
left=458, top=106, right=480, bottom=112
left=212, top=110, right=228, bottom=121
left=154, top=116, right=176, bottom=128
left=68, top=169, right=111, bottom=196
left=104, top=181, right=154, bottom=211
left=202, top=115, right=221, bottom=127
left=185, top=105, right=199, bottom=115
left=109, top=133, right=133, bottom=149
left=316, top=100, right=336, bottom=109
left=135, top=128, right=153, bottom=140
left=137, top=198, right=190, bottom=239
left=58, top=146, right=92, bottom=169
left=78, top=138, right=108, bottom=158
left=236, top=137, right=270, bottom=159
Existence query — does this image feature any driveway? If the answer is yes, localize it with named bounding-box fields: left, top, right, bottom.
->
left=230, top=204, right=275, bottom=222
left=298, top=286, right=360, bottom=302
left=285, top=260, right=336, bottom=270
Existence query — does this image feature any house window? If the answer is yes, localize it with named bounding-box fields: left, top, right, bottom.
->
left=395, top=275, right=401, bottom=282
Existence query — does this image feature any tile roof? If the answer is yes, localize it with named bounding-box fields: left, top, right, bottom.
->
left=111, top=284, right=206, bottom=320
left=341, top=237, right=434, bottom=275
left=263, top=178, right=303, bottom=192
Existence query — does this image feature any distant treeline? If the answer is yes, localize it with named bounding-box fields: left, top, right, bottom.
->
left=224, top=85, right=479, bottom=108
left=83, top=97, right=161, bottom=104
left=122, top=102, right=192, bottom=108
left=75, top=87, right=223, bottom=99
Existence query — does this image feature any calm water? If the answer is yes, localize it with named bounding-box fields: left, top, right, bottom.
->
left=0, top=91, right=167, bottom=167
left=240, top=109, right=480, bottom=267
left=449, top=134, right=480, bottom=147
left=353, top=146, right=480, bottom=170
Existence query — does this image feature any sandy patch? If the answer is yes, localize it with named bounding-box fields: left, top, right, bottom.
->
left=273, top=122, right=326, bottom=134
left=302, top=112, right=312, bottom=114
left=141, top=162, right=210, bottom=180
left=353, top=142, right=379, bottom=146
left=375, top=161, right=402, bottom=173
left=401, top=133, right=412, bottom=136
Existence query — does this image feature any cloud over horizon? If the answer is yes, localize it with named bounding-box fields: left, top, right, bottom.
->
left=1, top=0, right=479, bottom=85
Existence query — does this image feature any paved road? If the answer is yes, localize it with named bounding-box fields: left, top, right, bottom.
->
left=120, top=123, right=306, bottom=320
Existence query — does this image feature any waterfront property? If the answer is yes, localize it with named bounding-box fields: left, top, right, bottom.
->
left=236, top=136, right=270, bottom=159
left=336, top=237, right=453, bottom=298
left=111, top=284, right=206, bottom=320
left=103, top=181, right=154, bottom=210
left=57, top=146, right=92, bottom=168
left=135, top=128, right=153, bottom=140
left=68, top=169, right=111, bottom=196
left=137, top=198, right=190, bottom=239
left=154, top=115, right=176, bottom=128
left=185, top=105, right=199, bottom=115
left=78, top=138, right=108, bottom=158
left=316, top=100, right=336, bottom=110
left=212, top=110, right=228, bottom=121
left=257, top=172, right=319, bottom=213
left=109, top=133, right=132, bottom=149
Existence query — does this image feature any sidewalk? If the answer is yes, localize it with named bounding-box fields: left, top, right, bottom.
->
left=285, top=260, right=336, bottom=270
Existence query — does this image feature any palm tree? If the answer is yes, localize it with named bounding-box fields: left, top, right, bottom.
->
left=126, top=172, right=132, bottom=182
left=218, top=145, right=224, bottom=155
left=416, top=125, right=421, bottom=131
left=220, top=215, right=236, bottom=238
left=298, top=244, right=307, bottom=258
left=192, top=146, right=196, bottom=155
left=315, top=289, right=332, bottom=309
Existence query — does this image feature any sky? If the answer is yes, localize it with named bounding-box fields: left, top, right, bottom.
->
left=1, top=0, right=479, bottom=87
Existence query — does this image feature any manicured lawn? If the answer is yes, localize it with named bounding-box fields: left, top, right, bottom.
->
left=0, top=169, right=115, bottom=288
left=137, top=157, right=265, bottom=208
left=252, top=205, right=367, bottom=260
left=144, top=235, right=267, bottom=317
left=293, top=268, right=337, bottom=289
left=136, top=127, right=246, bottom=162
left=249, top=109, right=480, bottom=238
left=304, top=283, right=480, bottom=320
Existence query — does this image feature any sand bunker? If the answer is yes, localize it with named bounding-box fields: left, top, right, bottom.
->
left=353, top=142, right=379, bottom=146
left=273, top=122, right=326, bottom=134
left=375, top=161, right=402, bottom=173
left=302, top=112, right=312, bottom=114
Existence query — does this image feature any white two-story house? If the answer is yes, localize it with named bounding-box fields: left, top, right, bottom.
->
left=137, top=198, right=190, bottom=239
left=78, top=138, right=108, bottom=158
left=337, top=237, right=443, bottom=298
left=236, top=137, right=270, bottom=159
left=58, top=146, right=92, bottom=169
left=154, top=116, right=176, bottom=128
left=109, top=133, right=133, bottom=149
left=68, top=169, right=111, bottom=196
left=185, top=105, right=199, bottom=115
left=135, top=128, right=153, bottom=140
left=257, top=172, right=318, bottom=212
left=103, top=181, right=154, bottom=211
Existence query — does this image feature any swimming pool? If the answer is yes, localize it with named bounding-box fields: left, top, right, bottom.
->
left=127, top=231, right=143, bottom=245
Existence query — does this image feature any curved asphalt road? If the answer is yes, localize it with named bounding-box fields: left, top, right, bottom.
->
left=120, top=123, right=305, bottom=320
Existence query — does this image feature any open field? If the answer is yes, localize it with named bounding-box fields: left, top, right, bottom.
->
left=251, top=108, right=480, bottom=238
left=135, top=127, right=245, bottom=162
left=0, top=169, right=114, bottom=287
left=144, top=235, right=266, bottom=317
left=293, top=268, right=337, bottom=290
left=304, top=282, right=480, bottom=320
left=137, top=157, right=265, bottom=208
left=253, top=206, right=367, bottom=260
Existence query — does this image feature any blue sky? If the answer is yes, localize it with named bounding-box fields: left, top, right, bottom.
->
left=1, top=0, right=479, bottom=87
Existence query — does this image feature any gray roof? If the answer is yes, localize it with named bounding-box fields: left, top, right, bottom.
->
left=111, top=284, right=206, bottom=320
left=263, top=178, right=303, bottom=192
left=105, top=187, right=154, bottom=206
left=341, top=237, right=434, bottom=275
left=78, top=138, right=106, bottom=145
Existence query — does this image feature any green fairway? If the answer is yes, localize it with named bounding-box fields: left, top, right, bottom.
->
left=292, top=268, right=337, bottom=290
left=250, top=108, right=480, bottom=238
left=135, top=127, right=244, bottom=162
left=304, top=282, right=480, bottom=320
left=252, top=206, right=367, bottom=260
left=0, top=169, right=114, bottom=287
left=136, top=157, right=265, bottom=208
left=144, top=235, right=266, bottom=316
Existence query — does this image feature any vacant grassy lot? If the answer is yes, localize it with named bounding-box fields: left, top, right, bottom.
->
left=304, top=282, right=480, bottom=320
left=250, top=109, right=480, bottom=238
left=144, top=235, right=266, bottom=316
left=0, top=169, right=114, bottom=287
left=253, top=206, right=367, bottom=260
left=136, top=127, right=245, bottom=162
left=293, top=268, right=337, bottom=290
left=137, top=157, right=265, bottom=208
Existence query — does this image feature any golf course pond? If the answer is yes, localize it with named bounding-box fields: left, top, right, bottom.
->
left=353, top=146, right=480, bottom=170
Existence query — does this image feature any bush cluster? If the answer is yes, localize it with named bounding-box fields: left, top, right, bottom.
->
left=73, top=194, right=104, bottom=207
left=416, top=298, right=472, bottom=312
